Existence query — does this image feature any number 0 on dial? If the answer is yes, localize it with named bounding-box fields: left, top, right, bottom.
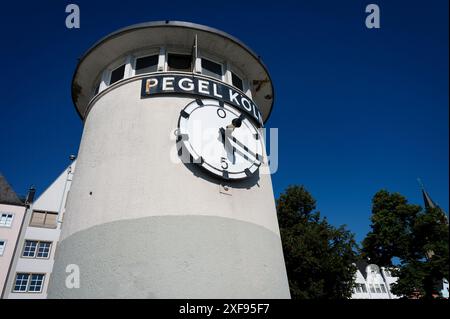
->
left=177, top=99, right=263, bottom=180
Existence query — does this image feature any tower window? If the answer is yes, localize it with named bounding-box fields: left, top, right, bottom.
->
left=94, top=82, right=100, bottom=95
left=167, top=53, right=192, bottom=72
left=231, top=72, right=243, bottom=91
left=201, top=58, right=222, bottom=80
left=135, top=55, right=158, bottom=75
left=109, top=64, right=125, bottom=85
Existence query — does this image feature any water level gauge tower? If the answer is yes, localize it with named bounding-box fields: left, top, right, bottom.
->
left=48, top=21, right=290, bottom=298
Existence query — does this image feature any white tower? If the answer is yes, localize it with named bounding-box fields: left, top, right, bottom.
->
left=48, top=21, right=290, bottom=298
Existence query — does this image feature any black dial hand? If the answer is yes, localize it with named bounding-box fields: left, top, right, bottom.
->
left=219, top=127, right=236, bottom=164
left=224, top=134, right=261, bottom=164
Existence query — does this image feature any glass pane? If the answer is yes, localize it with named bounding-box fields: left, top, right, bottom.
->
left=30, top=211, right=45, bottom=226
left=380, top=284, right=387, bottom=293
left=0, top=241, right=5, bottom=255
left=14, top=273, right=29, bottom=292
left=135, top=55, right=158, bottom=75
left=231, top=72, right=243, bottom=91
left=167, top=53, right=192, bottom=72
left=0, top=214, right=13, bottom=226
left=44, top=213, right=58, bottom=228
left=110, top=64, right=125, bottom=85
left=22, top=240, right=38, bottom=257
left=29, top=274, right=45, bottom=292
left=201, top=58, right=222, bottom=80
left=37, top=242, right=51, bottom=258
left=361, top=284, right=367, bottom=292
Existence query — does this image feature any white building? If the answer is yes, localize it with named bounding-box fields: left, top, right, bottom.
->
left=441, top=279, right=449, bottom=299
left=4, top=161, right=75, bottom=298
left=0, top=174, right=29, bottom=298
left=352, top=261, right=399, bottom=299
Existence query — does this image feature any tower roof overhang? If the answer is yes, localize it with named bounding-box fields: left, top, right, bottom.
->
left=72, top=21, right=275, bottom=123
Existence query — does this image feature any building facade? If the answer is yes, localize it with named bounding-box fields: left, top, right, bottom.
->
left=47, top=21, right=290, bottom=298
left=351, top=261, right=399, bottom=299
left=0, top=174, right=28, bottom=297
left=4, top=162, right=75, bottom=298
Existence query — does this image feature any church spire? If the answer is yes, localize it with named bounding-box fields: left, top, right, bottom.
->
left=418, top=178, right=438, bottom=210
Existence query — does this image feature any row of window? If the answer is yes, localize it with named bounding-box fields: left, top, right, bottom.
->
left=94, top=50, right=247, bottom=97
left=1, top=211, right=58, bottom=229
left=1, top=239, right=52, bottom=257
left=354, top=283, right=388, bottom=294
left=22, top=240, right=52, bottom=259
left=13, top=273, right=45, bottom=293
left=30, top=210, right=58, bottom=228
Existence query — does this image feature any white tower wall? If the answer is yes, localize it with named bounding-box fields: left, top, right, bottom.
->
left=48, top=21, right=290, bottom=298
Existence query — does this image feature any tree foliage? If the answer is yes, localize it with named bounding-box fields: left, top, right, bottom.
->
left=362, top=190, right=449, bottom=299
left=276, top=185, right=358, bottom=299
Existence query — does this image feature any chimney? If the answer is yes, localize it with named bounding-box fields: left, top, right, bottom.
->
left=25, top=185, right=36, bottom=205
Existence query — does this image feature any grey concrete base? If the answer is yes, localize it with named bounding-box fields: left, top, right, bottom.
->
left=48, top=215, right=291, bottom=299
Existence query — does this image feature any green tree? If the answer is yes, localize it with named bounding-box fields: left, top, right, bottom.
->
left=362, top=190, right=449, bottom=299
left=277, top=185, right=358, bottom=299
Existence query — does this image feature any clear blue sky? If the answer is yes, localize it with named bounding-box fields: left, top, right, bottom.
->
left=0, top=0, right=448, bottom=243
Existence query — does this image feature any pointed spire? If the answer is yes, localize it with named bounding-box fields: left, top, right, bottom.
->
left=417, top=178, right=438, bottom=210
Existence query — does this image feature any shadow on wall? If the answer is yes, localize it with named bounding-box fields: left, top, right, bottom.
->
left=178, top=145, right=261, bottom=190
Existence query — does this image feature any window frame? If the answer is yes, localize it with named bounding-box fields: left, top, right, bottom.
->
left=227, top=65, right=250, bottom=98
left=108, top=63, right=126, bottom=86
left=132, top=48, right=161, bottom=76
left=12, top=273, right=46, bottom=293
left=380, top=284, right=387, bottom=293
left=29, top=210, right=58, bottom=229
left=28, top=273, right=45, bottom=293
left=0, top=212, right=14, bottom=228
left=369, top=284, right=376, bottom=293
left=21, top=240, right=52, bottom=259
left=92, top=73, right=103, bottom=97
left=36, top=241, right=52, bottom=259
left=0, top=239, right=6, bottom=256
left=361, top=283, right=367, bottom=293
left=104, top=56, right=128, bottom=87
left=21, top=240, right=38, bottom=258
left=198, top=52, right=225, bottom=81
left=375, top=284, right=382, bottom=293
left=165, top=49, right=193, bottom=73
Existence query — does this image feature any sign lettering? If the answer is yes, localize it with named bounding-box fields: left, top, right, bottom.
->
left=141, top=74, right=263, bottom=126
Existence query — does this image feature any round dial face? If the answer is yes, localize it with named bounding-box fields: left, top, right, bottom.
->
left=178, top=99, right=263, bottom=180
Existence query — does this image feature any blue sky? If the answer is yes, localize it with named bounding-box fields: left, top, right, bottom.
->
left=0, top=0, right=448, bottom=243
